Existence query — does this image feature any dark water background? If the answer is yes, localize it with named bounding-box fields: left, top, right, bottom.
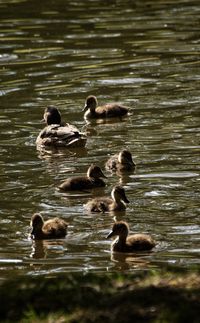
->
left=0, top=0, right=200, bottom=279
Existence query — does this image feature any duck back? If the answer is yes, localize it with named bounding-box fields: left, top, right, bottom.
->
left=85, top=197, right=113, bottom=212
left=113, top=234, right=156, bottom=252
left=42, top=218, right=68, bottom=239
left=36, top=124, right=86, bottom=148
left=59, top=176, right=105, bottom=191
left=106, top=158, right=134, bottom=171
left=95, top=104, right=128, bottom=118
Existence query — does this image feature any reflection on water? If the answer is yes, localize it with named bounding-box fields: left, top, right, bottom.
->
left=30, top=239, right=66, bottom=259
left=37, top=146, right=88, bottom=162
left=0, top=0, right=200, bottom=278
left=110, top=252, right=155, bottom=271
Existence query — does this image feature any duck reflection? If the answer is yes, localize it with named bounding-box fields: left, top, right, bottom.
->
left=30, top=239, right=65, bottom=259
left=110, top=252, right=152, bottom=270
left=118, top=172, right=136, bottom=186
left=37, top=146, right=88, bottom=162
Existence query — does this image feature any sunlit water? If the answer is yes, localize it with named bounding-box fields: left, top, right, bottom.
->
left=0, top=0, right=200, bottom=279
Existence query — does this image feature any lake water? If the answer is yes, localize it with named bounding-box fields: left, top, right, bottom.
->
left=0, top=0, right=200, bottom=279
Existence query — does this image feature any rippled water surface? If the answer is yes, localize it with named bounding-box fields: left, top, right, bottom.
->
left=0, top=0, right=200, bottom=279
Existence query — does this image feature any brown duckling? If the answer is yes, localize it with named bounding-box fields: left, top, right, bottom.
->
left=30, top=213, right=68, bottom=240
left=58, top=164, right=107, bottom=191
left=84, top=185, right=129, bottom=212
left=83, top=95, right=129, bottom=119
left=107, top=221, right=156, bottom=252
left=106, top=149, right=135, bottom=172
left=36, top=106, right=87, bottom=148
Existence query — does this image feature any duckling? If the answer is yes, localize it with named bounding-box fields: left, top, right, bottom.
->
left=107, top=221, right=156, bottom=252
left=30, top=213, right=68, bottom=240
left=58, top=164, right=107, bottom=191
left=106, top=149, right=136, bottom=172
left=83, top=95, right=129, bottom=119
left=84, top=185, right=129, bottom=212
left=36, top=106, right=87, bottom=148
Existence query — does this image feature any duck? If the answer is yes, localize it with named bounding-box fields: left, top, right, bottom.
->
left=84, top=185, right=129, bottom=212
left=58, top=164, right=107, bottom=191
left=105, top=149, right=135, bottom=172
left=83, top=95, right=129, bottom=119
left=30, top=213, right=68, bottom=240
left=107, top=221, right=156, bottom=252
left=36, top=106, right=87, bottom=148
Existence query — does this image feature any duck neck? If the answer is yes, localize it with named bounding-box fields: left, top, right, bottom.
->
left=32, top=228, right=44, bottom=239
left=112, top=192, right=126, bottom=209
left=89, top=106, right=97, bottom=117
left=117, top=233, right=127, bottom=245
left=118, top=153, right=134, bottom=166
left=121, top=159, right=134, bottom=167
left=113, top=200, right=125, bottom=210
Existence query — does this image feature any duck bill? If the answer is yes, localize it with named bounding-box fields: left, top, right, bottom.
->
left=30, top=229, right=35, bottom=239
left=123, top=196, right=130, bottom=204
left=30, top=226, right=35, bottom=235
left=99, top=170, right=107, bottom=178
left=129, top=157, right=136, bottom=166
left=82, top=104, right=88, bottom=112
left=121, top=191, right=129, bottom=203
left=106, top=231, right=114, bottom=239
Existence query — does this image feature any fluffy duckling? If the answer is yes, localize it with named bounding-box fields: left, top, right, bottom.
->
left=84, top=185, right=129, bottom=212
left=107, top=221, right=156, bottom=252
left=36, top=106, right=87, bottom=148
left=59, top=164, right=107, bottom=191
left=106, top=149, right=135, bottom=172
left=30, top=213, right=68, bottom=240
left=83, top=95, right=129, bottom=119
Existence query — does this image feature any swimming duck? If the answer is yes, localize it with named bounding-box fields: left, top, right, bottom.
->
left=58, top=164, right=107, bottom=191
left=30, top=213, right=68, bottom=240
left=105, top=149, right=135, bottom=172
left=84, top=185, right=129, bottom=212
left=83, top=95, right=129, bottom=119
left=107, top=221, right=156, bottom=252
left=36, top=106, right=87, bottom=148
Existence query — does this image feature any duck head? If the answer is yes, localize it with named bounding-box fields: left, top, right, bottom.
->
left=107, top=221, right=129, bottom=239
left=43, top=106, right=61, bottom=125
left=83, top=95, right=98, bottom=112
left=87, top=164, right=107, bottom=179
left=30, top=213, right=44, bottom=236
left=111, top=185, right=129, bottom=204
left=118, top=150, right=134, bottom=165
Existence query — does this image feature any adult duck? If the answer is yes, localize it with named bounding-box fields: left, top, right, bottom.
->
left=105, top=149, right=135, bottom=172
left=84, top=185, right=129, bottom=212
left=83, top=95, right=129, bottom=119
left=58, top=164, right=106, bottom=191
left=36, top=106, right=87, bottom=148
left=107, top=221, right=156, bottom=252
left=30, top=213, right=68, bottom=240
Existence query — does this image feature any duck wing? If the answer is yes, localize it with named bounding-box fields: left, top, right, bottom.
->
left=43, top=218, right=68, bottom=238
left=105, top=154, right=118, bottom=170
left=97, top=104, right=128, bottom=117
left=85, top=197, right=112, bottom=212
left=36, top=124, right=87, bottom=148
